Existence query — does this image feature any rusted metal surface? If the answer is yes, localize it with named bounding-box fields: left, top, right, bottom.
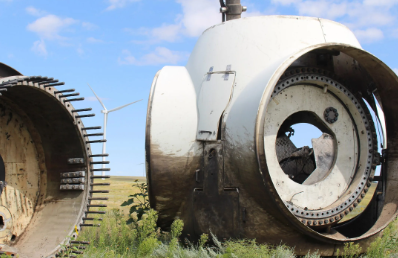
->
left=0, top=70, right=110, bottom=257
left=0, top=99, right=40, bottom=242
left=146, top=16, right=398, bottom=256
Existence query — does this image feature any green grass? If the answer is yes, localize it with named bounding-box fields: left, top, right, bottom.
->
left=66, top=177, right=397, bottom=258
left=91, top=176, right=146, bottom=215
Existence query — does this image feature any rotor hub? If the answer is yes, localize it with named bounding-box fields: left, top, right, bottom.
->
left=265, top=70, right=376, bottom=227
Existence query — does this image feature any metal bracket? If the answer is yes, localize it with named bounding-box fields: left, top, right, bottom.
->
left=199, top=130, right=214, bottom=135
left=60, top=171, right=85, bottom=191
left=224, top=65, right=231, bottom=81
left=68, top=158, right=84, bottom=164
left=195, top=169, right=200, bottom=183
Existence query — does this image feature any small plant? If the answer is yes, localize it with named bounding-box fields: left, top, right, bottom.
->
left=135, top=210, right=161, bottom=257
left=199, top=233, right=209, bottom=248
left=336, top=242, right=362, bottom=258
left=121, top=179, right=150, bottom=224
left=365, top=219, right=398, bottom=258
left=165, top=219, right=184, bottom=256
left=221, top=239, right=293, bottom=258
left=58, top=235, right=79, bottom=258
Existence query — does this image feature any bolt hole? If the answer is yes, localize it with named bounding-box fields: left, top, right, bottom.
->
left=11, top=235, right=16, bottom=241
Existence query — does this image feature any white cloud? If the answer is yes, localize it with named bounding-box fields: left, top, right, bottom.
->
left=77, top=44, right=84, bottom=55
left=270, top=0, right=397, bottom=44
left=118, top=50, right=136, bottom=65
left=87, top=37, right=104, bottom=43
left=242, top=9, right=266, bottom=18
left=363, top=0, right=398, bottom=7
left=177, top=0, right=220, bottom=37
left=106, top=0, right=140, bottom=11
left=296, top=1, right=348, bottom=19
left=393, top=28, right=398, bottom=37
left=27, top=14, right=77, bottom=40
left=134, top=0, right=220, bottom=44
left=270, top=0, right=397, bottom=26
left=393, top=68, right=398, bottom=75
left=82, top=22, right=97, bottom=30
left=271, top=0, right=301, bottom=5
left=31, top=39, right=47, bottom=56
left=151, top=23, right=182, bottom=42
left=118, top=47, right=188, bottom=66
left=346, top=4, right=395, bottom=28
left=354, top=28, right=384, bottom=43
left=26, top=6, right=46, bottom=17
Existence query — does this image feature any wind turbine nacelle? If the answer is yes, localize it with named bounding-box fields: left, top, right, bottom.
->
left=146, top=16, right=398, bottom=255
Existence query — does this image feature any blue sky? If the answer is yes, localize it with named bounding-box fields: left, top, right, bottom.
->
left=0, top=0, right=397, bottom=176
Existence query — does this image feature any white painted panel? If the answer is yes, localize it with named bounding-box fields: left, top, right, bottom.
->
left=149, top=66, right=199, bottom=155
left=319, top=18, right=361, bottom=48
left=196, top=71, right=235, bottom=141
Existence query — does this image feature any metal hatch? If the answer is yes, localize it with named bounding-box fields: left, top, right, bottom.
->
left=196, top=65, right=235, bottom=141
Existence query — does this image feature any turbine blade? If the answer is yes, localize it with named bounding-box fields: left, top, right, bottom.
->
left=87, top=83, right=107, bottom=110
left=108, top=99, right=142, bottom=113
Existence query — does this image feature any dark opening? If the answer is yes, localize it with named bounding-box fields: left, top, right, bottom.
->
left=0, top=216, right=4, bottom=229
left=217, top=114, right=223, bottom=140
left=11, top=234, right=16, bottom=241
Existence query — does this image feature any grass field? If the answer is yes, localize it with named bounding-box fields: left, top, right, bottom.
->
left=91, top=176, right=146, bottom=215
left=72, top=177, right=397, bottom=258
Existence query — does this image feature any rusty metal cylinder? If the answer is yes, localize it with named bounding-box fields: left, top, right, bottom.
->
left=0, top=62, right=108, bottom=257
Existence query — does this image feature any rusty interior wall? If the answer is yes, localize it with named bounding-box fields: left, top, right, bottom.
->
left=0, top=86, right=87, bottom=258
left=0, top=99, right=41, bottom=243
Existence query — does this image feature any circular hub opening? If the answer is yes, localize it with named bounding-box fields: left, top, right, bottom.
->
left=264, top=71, right=376, bottom=228
left=276, top=112, right=336, bottom=185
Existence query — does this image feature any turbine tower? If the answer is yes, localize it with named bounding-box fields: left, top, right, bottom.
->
left=88, top=83, right=142, bottom=177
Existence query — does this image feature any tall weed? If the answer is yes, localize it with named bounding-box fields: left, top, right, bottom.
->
left=75, top=181, right=398, bottom=258
left=364, top=219, right=398, bottom=258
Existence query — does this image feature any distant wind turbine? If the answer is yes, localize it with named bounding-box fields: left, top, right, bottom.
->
left=88, top=83, right=142, bottom=177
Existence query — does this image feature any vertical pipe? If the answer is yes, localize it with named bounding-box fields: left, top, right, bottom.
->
left=220, top=0, right=226, bottom=22
left=225, top=0, right=246, bottom=21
